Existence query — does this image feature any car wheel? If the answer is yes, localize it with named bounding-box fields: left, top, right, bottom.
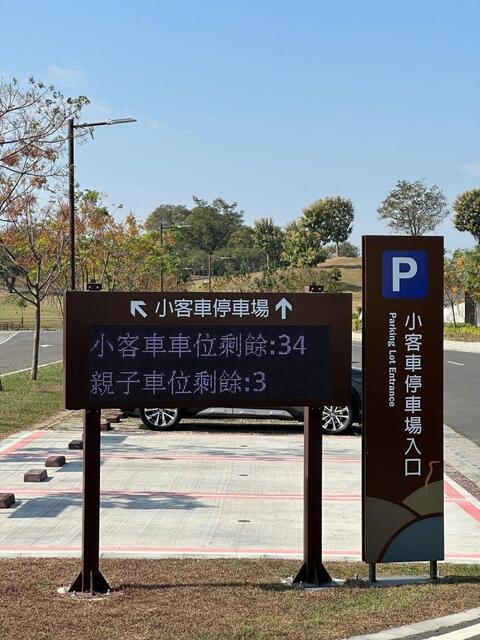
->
left=322, top=405, right=352, bottom=435
left=140, top=408, right=181, bottom=430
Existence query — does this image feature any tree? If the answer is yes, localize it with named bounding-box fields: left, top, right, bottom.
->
left=0, top=199, right=69, bottom=378
left=282, top=220, right=328, bottom=267
left=444, top=251, right=466, bottom=327
left=144, top=204, right=191, bottom=232
left=303, top=196, right=354, bottom=257
left=317, top=266, right=343, bottom=292
left=453, top=189, right=480, bottom=243
left=464, top=246, right=480, bottom=302
left=377, top=179, right=448, bottom=236
left=184, top=197, right=243, bottom=268
left=0, top=246, right=21, bottom=291
left=0, top=77, right=87, bottom=377
left=0, top=77, right=88, bottom=219
left=324, top=241, right=360, bottom=259
left=252, top=218, right=284, bottom=269
left=16, top=297, right=27, bottom=328
left=226, top=227, right=263, bottom=274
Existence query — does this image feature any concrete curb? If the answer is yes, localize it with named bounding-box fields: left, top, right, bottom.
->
left=346, top=606, right=480, bottom=639
left=352, top=332, right=480, bottom=353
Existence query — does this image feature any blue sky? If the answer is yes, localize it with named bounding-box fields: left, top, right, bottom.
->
left=2, top=0, right=480, bottom=250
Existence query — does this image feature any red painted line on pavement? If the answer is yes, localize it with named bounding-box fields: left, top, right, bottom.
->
left=0, top=544, right=478, bottom=561
left=2, top=487, right=479, bottom=507
left=454, top=500, right=480, bottom=523
left=444, top=480, right=464, bottom=499
left=0, top=431, right=45, bottom=457
left=4, top=450, right=361, bottom=464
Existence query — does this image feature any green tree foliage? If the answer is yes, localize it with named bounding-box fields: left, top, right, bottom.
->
left=144, top=204, right=191, bottom=232
left=282, top=220, right=328, bottom=267
left=444, top=251, right=466, bottom=327
left=324, top=241, right=360, bottom=258
left=316, top=266, right=343, bottom=292
left=252, top=218, right=284, bottom=269
left=184, top=197, right=244, bottom=255
left=464, top=246, right=480, bottom=302
left=453, top=188, right=480, bottom=243
left=224, top=227, right=263, bottom=275
left=303, top=196, right=354, bottom=256
left=377, top=179, right=448, bottom=236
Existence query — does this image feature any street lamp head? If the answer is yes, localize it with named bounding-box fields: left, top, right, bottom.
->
left=74, top=117, right=137, bottom=129
left=106, top=117, right=137, bottom=125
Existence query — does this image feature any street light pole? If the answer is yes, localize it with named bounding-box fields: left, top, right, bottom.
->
left=67, top=117, right=136, bottom=291
left=160, top=221, right=164, bottom=293
left=68, top=118, right=76, bottom=290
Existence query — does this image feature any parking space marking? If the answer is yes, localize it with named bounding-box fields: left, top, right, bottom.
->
left=445, top=479, right=480, bottom=524
left=1, top=431, right=480, bottom=561
left=0, top=331, right=19, bottom=345
left=1, top=360, right=62, bottom=377
left=446, top=360, right=464, bottom=366
left=0, top=543, right=477, bottom=562
left=0, top=431, right=45, bottom=456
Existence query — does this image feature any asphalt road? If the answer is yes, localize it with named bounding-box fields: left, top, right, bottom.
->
left=1, top=331, right=478, bottom=446
left=0, top=330, right=63, bottom=375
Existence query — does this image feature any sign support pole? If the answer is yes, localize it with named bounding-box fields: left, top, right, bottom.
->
left=69, top=409, right=110, bottom=594
left=293, top=405, right=332, bottom=586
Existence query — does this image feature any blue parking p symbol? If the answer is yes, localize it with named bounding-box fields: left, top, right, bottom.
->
left=382, top=250, right=428, bottom=299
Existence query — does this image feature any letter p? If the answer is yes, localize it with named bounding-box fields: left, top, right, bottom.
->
left=382, top=250, right=428, bottom=299
left=392, top=257, right=417, bottom=292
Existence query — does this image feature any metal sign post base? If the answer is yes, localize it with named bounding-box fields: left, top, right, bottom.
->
left=68, top=409, right=110, bottom=594
left=293, top=561, right=333, bottom=586
left=293, top=406, right=333, bottom=587
left=69, top=569, right=110, bottom=594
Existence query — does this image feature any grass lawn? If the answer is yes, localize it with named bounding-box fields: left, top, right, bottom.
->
left=0, top=291, right=63, bottom=330
left=0, top=362, right=63, bottom=439
left=0, top=559, right=478, bottom=640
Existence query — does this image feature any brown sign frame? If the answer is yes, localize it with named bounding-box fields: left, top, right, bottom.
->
left=64, top=291, right=352, bottom=410
left=362, top=235, right=444, bottom=564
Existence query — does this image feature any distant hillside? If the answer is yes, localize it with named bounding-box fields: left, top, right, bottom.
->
left=189, top=256, right=363, bottom=310
left=315, top=256, right=362, bottom=310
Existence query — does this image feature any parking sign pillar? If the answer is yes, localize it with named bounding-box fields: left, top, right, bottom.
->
left=68, top=409, right=110, bottom=594
left=293, top=405, right=332, bottom=585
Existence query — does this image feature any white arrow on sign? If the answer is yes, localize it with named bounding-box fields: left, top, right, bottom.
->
left=275, top=297, right=292, bottom=320
left=130, top=300, right=147, bottom=318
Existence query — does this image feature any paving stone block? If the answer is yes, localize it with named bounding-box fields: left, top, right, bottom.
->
left=0, top=493, right=15, bottom=508
left=24, top=469, right=48, bottom=482
left=101, top=421, right=112, bottom=431
left=68, top=440, right=83, bottom=450
left=45, top=455, right=66, bottom=467
left=106, top=414, right=122, bottom=423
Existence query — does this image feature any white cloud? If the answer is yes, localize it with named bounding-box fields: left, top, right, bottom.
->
left=461, top=162, right=480, bottom=178
left=46, top=65, right=87, bottom=89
